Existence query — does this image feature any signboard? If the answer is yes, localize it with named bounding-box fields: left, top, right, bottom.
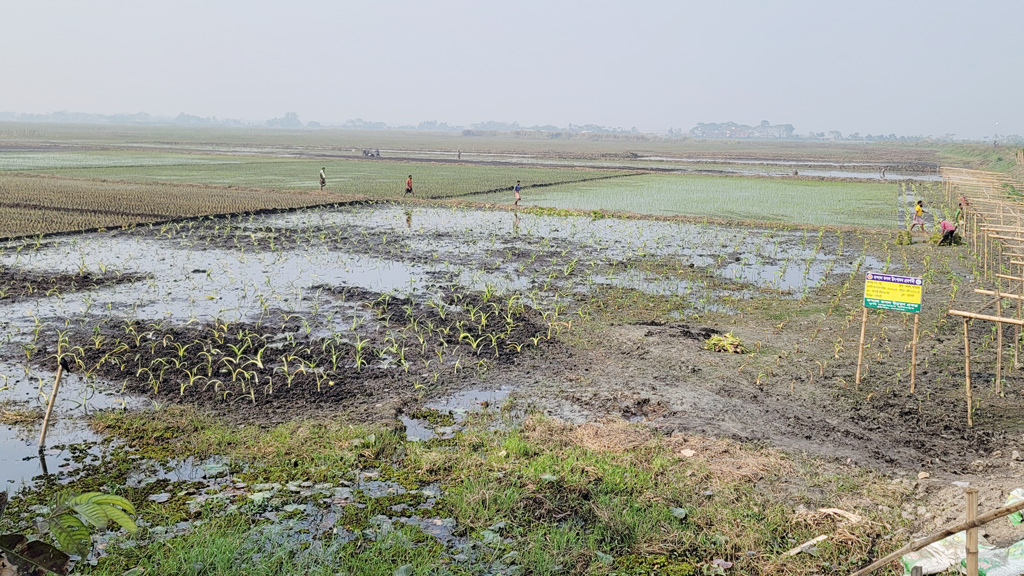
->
left=864, top=272, right=923, bottom=313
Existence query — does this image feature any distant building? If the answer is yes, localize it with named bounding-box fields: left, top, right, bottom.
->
left=689, top=120, right=794, bottom=139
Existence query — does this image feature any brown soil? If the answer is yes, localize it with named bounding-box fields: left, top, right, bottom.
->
left=0, top=266, right=147, bottom=302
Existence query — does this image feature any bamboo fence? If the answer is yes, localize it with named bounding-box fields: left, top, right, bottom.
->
left=942, top=168, right=1024, bottom=427
left=854, top=166, right=1024, bottom=576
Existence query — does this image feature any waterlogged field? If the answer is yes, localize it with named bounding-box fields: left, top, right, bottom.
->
left=471, top=173, right=904, bottom=228
left=0, top=200, right=981, bottom=574
left=0, top=131, right=1014, bottom=574
left=0, top=150, right=246, bottom=171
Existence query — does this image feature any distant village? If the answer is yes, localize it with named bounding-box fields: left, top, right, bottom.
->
left=685, top=120, right=794, bottom=139
left=0, top=111, right=1020, bottom=143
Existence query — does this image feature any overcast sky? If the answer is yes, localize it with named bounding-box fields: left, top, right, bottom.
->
left=3, top=0, right=1021, bottom=138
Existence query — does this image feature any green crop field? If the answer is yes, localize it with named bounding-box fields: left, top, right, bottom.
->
left=5, top=152, right=629, bottom=199
left=470, top=173, right=904, bottom=228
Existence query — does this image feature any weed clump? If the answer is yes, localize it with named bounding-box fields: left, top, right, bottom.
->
left=704, top=332, right=747, bottom=354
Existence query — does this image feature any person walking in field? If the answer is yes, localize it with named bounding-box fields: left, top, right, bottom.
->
left=405, top=175, right=413, bottom=196
left=909, top=200, right=927, bottom=233
left=319, top=167, right=326, bottom=191
left=513, top=180, right=521, bottom=207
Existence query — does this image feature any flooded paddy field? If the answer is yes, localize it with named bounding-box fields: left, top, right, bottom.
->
left=0, top=194, right=1019, bottom=565
left=2, top=200, right=1016, bottom=474
left=1, top=183, right=1021, bottom=572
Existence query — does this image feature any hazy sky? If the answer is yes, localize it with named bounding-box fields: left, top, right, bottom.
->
left=4, top=0, right=1022, bottom=138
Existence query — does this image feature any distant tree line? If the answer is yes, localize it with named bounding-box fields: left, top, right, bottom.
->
left=0, top=110, right=1020, bottom=143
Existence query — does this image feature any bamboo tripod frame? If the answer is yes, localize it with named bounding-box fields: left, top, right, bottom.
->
left=942, top=167, right=1024, bottom=428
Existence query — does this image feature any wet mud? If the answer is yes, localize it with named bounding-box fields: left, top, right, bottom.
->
left=0, top=202, right=1017, bottom=487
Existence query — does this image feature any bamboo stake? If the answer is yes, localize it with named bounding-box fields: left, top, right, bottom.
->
left=966, top=489, right=979, bottom=576
left=38, top=361, right=65, bottom=451
left=849, top=493, right=1024, bottom=576
left=996, top=288, right=1003, bottom=396
left=948, top=309, right=1024, bottom=327
left=910, top=313, right=919, bottom=394
left=855, top=307, right=868, bottom=387
left=973, top=288, right=1024, bottom=302
left=1016, top=267, right=1022, bottom=368
left=984, top=231, right=989, bottom=279
left=964, top=317, right=973, bottom=428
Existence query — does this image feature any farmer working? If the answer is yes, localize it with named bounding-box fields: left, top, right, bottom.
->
left=938, top=220, right=958, bottom=246
left=405, top=175, right=413, bottom=196
left=319, top=167, right=326, bottom=191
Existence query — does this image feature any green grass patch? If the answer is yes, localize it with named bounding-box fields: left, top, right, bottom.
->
left=472, top=173, right=897, bottom=228
left=17, top=153, right=631, bottom=199
left=0, top=407, right=913, bottom=575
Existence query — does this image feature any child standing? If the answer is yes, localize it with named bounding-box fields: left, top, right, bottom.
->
left=513, top=180, right=521, bottom=207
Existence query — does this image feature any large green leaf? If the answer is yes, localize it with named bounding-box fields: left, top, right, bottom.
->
left=66, top=501, right=106, bottom=530
left=96, top=506, right=137, bottom=535
left=69, top=493, right=136, bottom=517
left=45, top=515, right=90, bottom=558
left=0, top=534, right=70, bottom=575
left=65, top=493, right=138, bottom=534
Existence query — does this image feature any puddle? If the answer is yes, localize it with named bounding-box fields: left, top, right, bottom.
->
left=426, top=387, right=511, bottom=418
left=402, top=387, right=512, bottom=441
left=0, top=361, right=142, bottom=492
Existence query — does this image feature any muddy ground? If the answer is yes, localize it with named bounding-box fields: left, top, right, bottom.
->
left=4, top=202, right=1024, bottom=545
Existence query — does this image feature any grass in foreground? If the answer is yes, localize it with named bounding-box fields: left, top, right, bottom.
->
left=0, top=406, right=911, bottom=575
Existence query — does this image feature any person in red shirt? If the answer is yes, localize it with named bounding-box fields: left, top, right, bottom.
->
left=405, top=175, right=413, bottom=196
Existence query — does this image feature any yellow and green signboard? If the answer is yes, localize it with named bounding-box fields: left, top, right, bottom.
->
left=864, top=272, right=923, bottom=313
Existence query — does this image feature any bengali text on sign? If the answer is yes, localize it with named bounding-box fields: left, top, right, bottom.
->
left=863, top=272, right=923, bottom=313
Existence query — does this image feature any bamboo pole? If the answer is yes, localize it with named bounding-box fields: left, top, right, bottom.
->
left=948, top=309, right=1024, bottom=327
left=910, top=313, right=919, bottom=394
left=855, top=307, right=868, bottom=387
left=966, top=489, right=979, bottom=576
left=984, top=231, right=989, bottom=279
left=996, top=288, right=1003, bottom=395
left=973, top=288, right=1024, bottom=302
left=965, top=317, right=973, bottom=428
left=38, top=361, right=65, bottom=451
left=849, top=493, right=1024, bottom=576
left=1017, top=266, right=1022, bottom=369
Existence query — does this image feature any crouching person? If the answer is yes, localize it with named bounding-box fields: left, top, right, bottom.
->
left=938, top=220, right=957, bottom=246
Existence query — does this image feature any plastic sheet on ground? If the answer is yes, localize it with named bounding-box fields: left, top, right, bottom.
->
left=901, top=531, right=1024, bottom=576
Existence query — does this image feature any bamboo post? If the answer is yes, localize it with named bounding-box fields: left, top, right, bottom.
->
left=964, top=317, right=973, bottom=428
left=1016, top=262, right=1023, bottom=369
left=910, top=313, right=919, bottom=394
left=850, top=492, right=1024, bottom=576
left=996, top=288, right=1003, bottom=395
left=974, top=213, right=979, bottom=256
left=984, top=231, right=989, bottom=279
left=855, top=307, right=869, bottom=387
left=38, top=360, right=65, bottom=451
left=966, top=488, right=979, bottom=576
